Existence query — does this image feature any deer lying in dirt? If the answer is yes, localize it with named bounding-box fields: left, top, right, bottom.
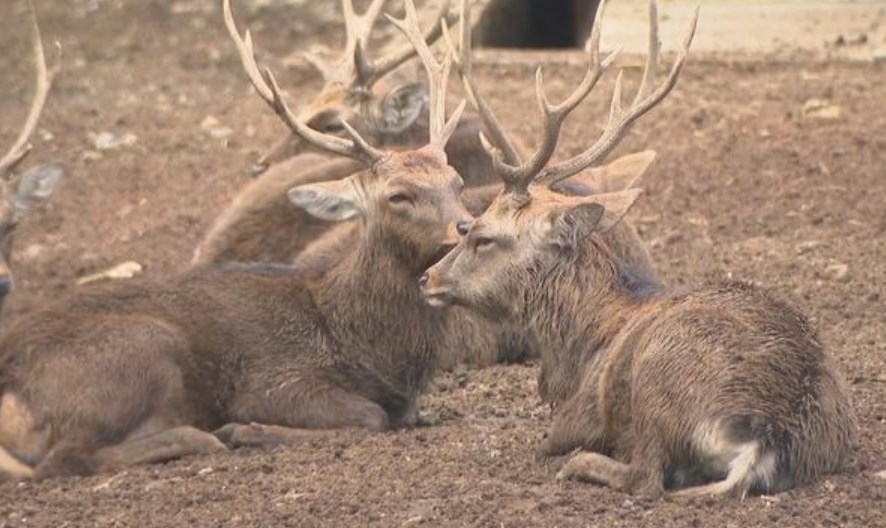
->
left=422, top=0, right=857, bottom=497
left=0, top=1, right=64, bottom=315
left=0, top=0, right=471, bottom=481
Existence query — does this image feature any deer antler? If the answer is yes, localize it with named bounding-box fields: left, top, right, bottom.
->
left=536, top=1, right=698, bottom=187
left=307, top=0, right=455, bottom=92
left=454, top=0, right=697, bottom=199
left=224, top=0, right=384, bottom=166
left=0, top=0, right=60, bottom=179
left=385, top=0, right=465, bottom=149
left=444, top=0, right=522, bottom=168
left=449, top=0, right=618, bottom=199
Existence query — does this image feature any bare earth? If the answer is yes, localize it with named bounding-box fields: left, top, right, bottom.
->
left=1, top=1, right=885, bottom=526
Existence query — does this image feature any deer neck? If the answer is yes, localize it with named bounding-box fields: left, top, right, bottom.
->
left=525, top=239, right=663, bottom=405
left=313, top=227, right=440, bottom=398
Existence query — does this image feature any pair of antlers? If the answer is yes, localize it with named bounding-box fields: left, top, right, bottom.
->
left=451, top=0, right=698, bottom=201
left=224, top=0, right=464, bottom=167
left=307, top=0, right=455, bottom=94
left=0, top=0, right=60, bottom=180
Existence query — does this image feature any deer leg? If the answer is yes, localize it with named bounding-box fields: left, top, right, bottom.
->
left=537, top=392, right=609, bottom=458
left=213, top=423, right=330, bottom=448
left=556, top=451, right=631, bottom=490
left=94, top=426, right=227, bottom=471
left=231, top=380, right=391, bottom=434
left=556, top=438, right=667, bottom=499
left=0, top=445, right=33, bottom=481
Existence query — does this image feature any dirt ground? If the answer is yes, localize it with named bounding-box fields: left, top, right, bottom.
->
left=1, top=0, right=885, bottom=526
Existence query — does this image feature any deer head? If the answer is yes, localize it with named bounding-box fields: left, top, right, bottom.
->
left=249, top=0, right=455, bottom=174
left=422, top=0, right=697, bottom=314
left=0, top=0, right=63, bottom=310
left=226, top=0, right=470, bottom=272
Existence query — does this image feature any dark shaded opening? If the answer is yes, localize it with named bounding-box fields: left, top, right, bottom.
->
left=475, top=0, right=601, bottom=49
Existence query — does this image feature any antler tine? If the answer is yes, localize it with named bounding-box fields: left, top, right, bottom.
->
left=343, top=0, right=388, bottom=80
left=444, top=0, right=522, bottom=167
left=386, top=0, right=464, bottom=148
left=223, top=0, right=384, bottom=165
left=0, top=0, right=59, bottom=179
left=364, top=0, right=455, bottom=87
left=539, top=0, right=699, bottom=186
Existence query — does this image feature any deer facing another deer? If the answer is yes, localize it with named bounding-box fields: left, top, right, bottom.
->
left=422, top=0, right=857, bottom=498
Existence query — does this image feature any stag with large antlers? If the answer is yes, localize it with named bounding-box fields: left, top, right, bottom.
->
left=0, top=0, right=63, bottom=314
left=422, top=0, right=856, bottom=497
left=0, top=0, right=474, bottom=481
left=192, top=0, right=505, bottom=268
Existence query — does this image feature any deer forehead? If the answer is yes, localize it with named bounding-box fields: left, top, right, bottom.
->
left=375, top=150, right=454, bottom=183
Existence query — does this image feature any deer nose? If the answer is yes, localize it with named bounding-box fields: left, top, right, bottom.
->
left=456, top=220, right=471, bottom=236
left=418, top=273, right=429, bottom=288
left=0, top=277, right=11, bottom=297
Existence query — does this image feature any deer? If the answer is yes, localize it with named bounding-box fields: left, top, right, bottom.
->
left=0, top=0, right=64, bottom=315
left=421, top=0, right=857, bottom=498
left=0, top=0, right=473, bottom=481
left=192, top=0, right=493, bottom=266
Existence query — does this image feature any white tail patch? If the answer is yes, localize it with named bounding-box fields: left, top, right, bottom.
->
left=677, top=420, right=778, bottom=497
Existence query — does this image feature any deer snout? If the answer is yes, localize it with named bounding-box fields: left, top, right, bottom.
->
left=419, top=269, right=450, bottom=308
left=420, top=247, right=460, bottom=308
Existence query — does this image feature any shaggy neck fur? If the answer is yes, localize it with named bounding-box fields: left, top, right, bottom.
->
left=524, top=235, right=664, bottom=406
left=313, top=220, right=440, bottom=400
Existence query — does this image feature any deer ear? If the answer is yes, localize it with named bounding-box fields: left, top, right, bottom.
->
left=288, top=179, right=362, bottom=221
left=548, top=203, right=606, bottom=250
left=556, top=151, right=656, bottom=195
left=547, top=189, right=644, bottom=249
left=13, top=162, right=64, bottom=221
left=589, top=188, right=644, bottom=230
left=376, top=83, right=428, bottom=134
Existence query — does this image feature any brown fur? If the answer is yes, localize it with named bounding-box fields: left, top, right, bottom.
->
left=0, top=147, right=471, bottom=480
left=423, top=187, right=857, bottom=497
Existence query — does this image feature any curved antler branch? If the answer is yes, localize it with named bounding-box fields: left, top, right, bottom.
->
left=0, top=0, right=61, bottom=179
left=223, top=0, right=384, bottom=166
left=538, top=1, right=699, bottom=186
left=442, top=0, right=522, bottom=169
left=364, top=0, right=455, bottom=87
left=385, top=0, right=464, bottom=149
left=454, top=0, right=616, bottom=198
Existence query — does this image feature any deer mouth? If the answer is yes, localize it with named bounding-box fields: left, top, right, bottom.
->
left=422, top=288, right=453, bottom=308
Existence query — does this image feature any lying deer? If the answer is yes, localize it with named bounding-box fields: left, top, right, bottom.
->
left=422, top=0, right=857, bottom=497
left=0, top=0, right=469, bottom=481
left=0, top=0, right=64, bottom=315
left=193, top=0, right=500, bottom=266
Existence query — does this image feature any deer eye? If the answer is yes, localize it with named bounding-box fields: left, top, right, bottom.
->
left=388, top=193, right=414, bottom=205
left=323, top=121, right=345, bottom=134
left=473, top=236, right=495, bottom=250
